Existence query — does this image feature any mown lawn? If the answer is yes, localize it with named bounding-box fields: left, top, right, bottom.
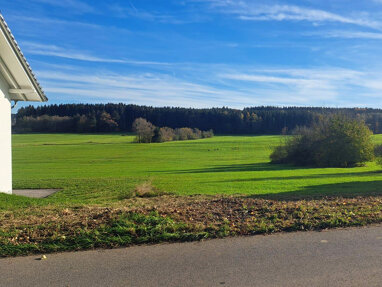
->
left=1, top=133, right=381, bottom=256
left=6, top=133, right=382, bottom=207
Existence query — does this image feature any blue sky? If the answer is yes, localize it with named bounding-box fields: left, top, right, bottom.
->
left=2, top=0, right=382, bottom=109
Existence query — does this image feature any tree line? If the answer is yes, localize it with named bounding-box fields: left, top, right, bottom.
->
left=13, top=103, right=382, bottom=134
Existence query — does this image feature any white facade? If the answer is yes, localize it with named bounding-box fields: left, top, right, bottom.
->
left=0, top=75, right=12, bottom=194
left=0, top=14, right=47, bottom=194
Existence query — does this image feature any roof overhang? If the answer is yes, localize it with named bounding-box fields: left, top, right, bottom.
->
left=0, top=14, right=47, bottom=102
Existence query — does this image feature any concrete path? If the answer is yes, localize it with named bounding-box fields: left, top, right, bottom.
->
left=12, top=189, right=60, bottom=198
left=1, top=225, right=381, bottom=287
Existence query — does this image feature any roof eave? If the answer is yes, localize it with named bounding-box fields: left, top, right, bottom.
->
left=0, top=14, right=48, bottom=102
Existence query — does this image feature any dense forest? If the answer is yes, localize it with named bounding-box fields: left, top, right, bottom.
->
left=13, top=104, right=382, bottom=135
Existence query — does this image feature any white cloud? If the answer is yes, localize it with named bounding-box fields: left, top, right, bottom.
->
left=32, top=64, right=382, bottom=108
left=220, top=68, right=362, bottom=84
left=221, top=73, right=322, bottom=86
left=8, top=15, right=104, bottom=30
left=199, top=1, right=382, bottom=30
left=108, top=3, right=205, bottom=24
left=22, top=42, right=125, bottom=63
left=218, top=67, right=382, bottom=106
left=321, top=30, right=382, bottom=40
left=109, top=4, right=178, bottom=23
left=21, top=42, right=173, bottom=66
left=31, top=0, right=96, bottom=14
left=35, top=70, right=257, bottom=108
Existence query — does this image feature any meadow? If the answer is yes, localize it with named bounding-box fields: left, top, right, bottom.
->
left=4, top=133, right=382, bottom=208
left=1, top=133, right=382, bottom=256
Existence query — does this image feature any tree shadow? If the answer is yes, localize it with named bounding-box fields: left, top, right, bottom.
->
left=156, top=162, right=308, bottom=174
left=208, top=170, right=381, bottom=183
left=247, top=180, right=382, bottom=201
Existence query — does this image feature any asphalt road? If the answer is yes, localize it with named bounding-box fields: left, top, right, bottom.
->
left=1, top=225, right=381, bottom=287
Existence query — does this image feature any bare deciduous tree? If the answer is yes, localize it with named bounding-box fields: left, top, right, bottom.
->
left=132, top=118, right=214, bottom=143
left=158, top=127, right=176, bottom=142
left=132, top=118, right=155, bottom=143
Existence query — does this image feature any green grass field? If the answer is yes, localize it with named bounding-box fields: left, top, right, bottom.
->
left=3, top=133, right=382, bottom=209
left=1, top=133, right=382, bottom=256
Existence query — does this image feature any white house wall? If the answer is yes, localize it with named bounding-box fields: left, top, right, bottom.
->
left=0, top=73, right=12, bottom=194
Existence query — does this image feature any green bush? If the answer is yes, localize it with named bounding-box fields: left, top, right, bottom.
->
left=270, top=116, right=374, bottom=167
left=374, top=144, right=382, bottom=167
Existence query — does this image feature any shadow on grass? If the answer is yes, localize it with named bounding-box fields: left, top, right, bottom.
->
left=248, top=180, right=382, bottom=201
left=208, top=170, right=381, bottom=183
left=155, top=162, right=308, bottom=174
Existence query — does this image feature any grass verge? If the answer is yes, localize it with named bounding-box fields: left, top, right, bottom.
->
left=1, top=195, right=381, bottom=257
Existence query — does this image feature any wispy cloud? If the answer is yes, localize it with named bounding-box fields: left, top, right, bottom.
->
left=8, top=14, right=103, bottom=30
left=199, top=1, right=382, bottom=30
left=21, top=42, right=173, bottom=66
left=31, top=0, right=96, bottom=14
left=320, top=30, right=382, bottom=40
left=108, top=1, right=210, bottom=24
left=32, top=63, right=382, bottom=108
left=22, top=42, right=125, bottom=63
left=109, top=4, right=177, bottom=23
left=220, top=68, right=362, bottom=85
left=218, top=67, right=382, bottom=106
left=36, top=70, right=256, bottom=108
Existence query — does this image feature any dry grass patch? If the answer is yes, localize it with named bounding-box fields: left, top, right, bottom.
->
left=132, top=181, right=167, bottom=198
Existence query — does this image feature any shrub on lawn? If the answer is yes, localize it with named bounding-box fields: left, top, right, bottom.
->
left=374, top=143, right=382, bottom=167
left=270, top=115, right=374, bottom=167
